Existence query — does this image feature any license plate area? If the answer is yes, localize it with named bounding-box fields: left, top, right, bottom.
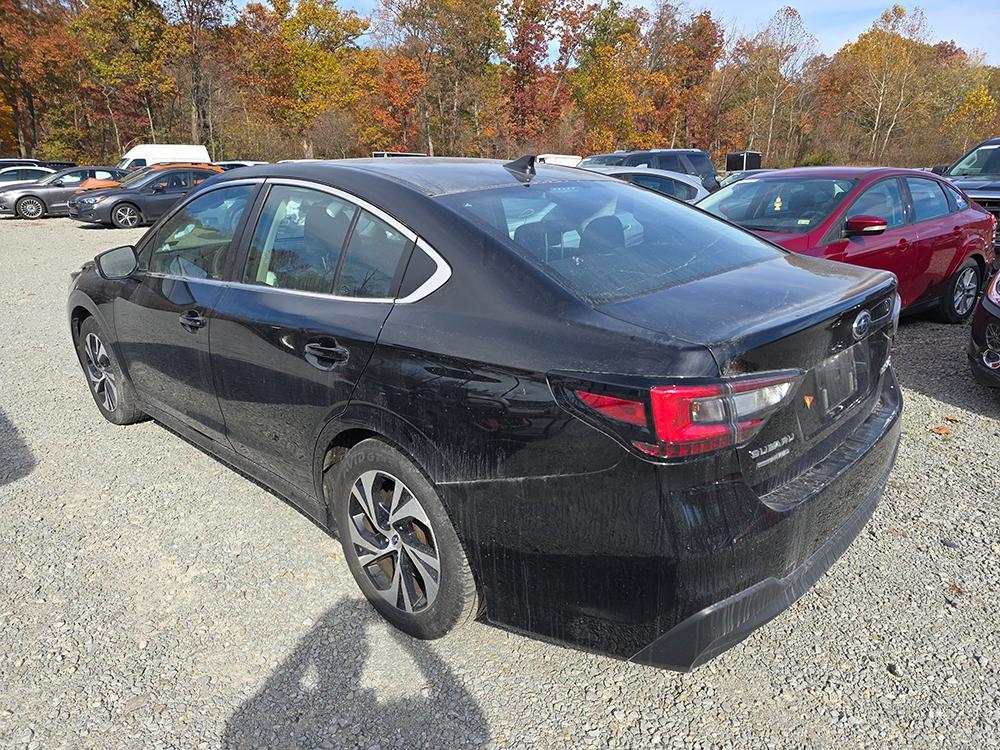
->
left=799, top=343, right=871, bottom=439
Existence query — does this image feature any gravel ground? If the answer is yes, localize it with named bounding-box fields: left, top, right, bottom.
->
left=1, top=216, right=998, bottom=750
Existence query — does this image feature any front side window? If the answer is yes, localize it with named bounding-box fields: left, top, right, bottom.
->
left=699, top=177, right=857, bottom=234
left=684, top=152, right=717, bottom=179
left=58, top=170, right=87, bottom=185
left=627, top=174, right=695, bottom=201
left=145, top=184, right=255, bottom=279
left=845, top=179, right=905, bottom=228
left=905, top=177, right=950, bottom=222
left=335, top=210, right=411, bottom=298
left=243, top=185, right=356, bottom=293
left=150, top=171, right=190, bottom=193
left=948, top=144, right=1000, bottom=177
left=439, top=179, right=782, bottom=304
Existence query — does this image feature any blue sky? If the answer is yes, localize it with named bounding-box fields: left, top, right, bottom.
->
left=336, top=0, right=997, bottom=64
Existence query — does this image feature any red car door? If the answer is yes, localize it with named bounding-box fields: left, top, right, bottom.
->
left=835, top=177, right=923, bottom=307
left=903, top=176, right=964, bottom=304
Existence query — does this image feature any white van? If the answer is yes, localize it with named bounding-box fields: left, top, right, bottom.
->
left=536, top=153, right=582, bottom=167
left=117, top=144, right=211, bottom=171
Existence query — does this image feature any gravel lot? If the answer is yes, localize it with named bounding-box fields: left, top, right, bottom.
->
left=1, top=216, right=998, bottom=750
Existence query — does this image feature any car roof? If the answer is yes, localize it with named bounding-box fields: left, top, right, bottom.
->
left=584, top=165, right=704, bottom=186
left=216, top=157, right=610, bottom=197
left=0, top=164, right=53, bottom=172
left=739, top=166, right=919, bottom=180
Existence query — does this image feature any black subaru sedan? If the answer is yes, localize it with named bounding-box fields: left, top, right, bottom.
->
left=969, top=273, right=1000, bottom=385
left=67, top=158, right=902, bottom=670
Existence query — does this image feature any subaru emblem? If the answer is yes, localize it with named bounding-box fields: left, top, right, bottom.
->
left=852, top=310, right=872, bottom=340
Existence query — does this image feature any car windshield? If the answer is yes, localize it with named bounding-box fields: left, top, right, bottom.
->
left=118, top=168, right=156, bottom=187
left=948, top=143, right=1000, bottom=177
left=698, top=177, right=858, bottom=234
left=438, top=180, right=782, bottom=304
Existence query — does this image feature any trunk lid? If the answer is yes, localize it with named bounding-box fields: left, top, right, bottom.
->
left=598, top=252, right=897, bottom=489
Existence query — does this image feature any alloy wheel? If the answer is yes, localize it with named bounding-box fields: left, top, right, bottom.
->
left=113, top=205, right=139, bottom=228
left=953, top=267, right=979, bottom=317
left=347, top=469, right=441, bottom=614
left=18, top=198, right=43, bottom=219
left=83, top=333, right=118, bottom=412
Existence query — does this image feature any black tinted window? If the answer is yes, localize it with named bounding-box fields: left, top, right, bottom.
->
left=335, top=210, right=410, bottom=298
left=627, top=174, right=695, bottom=200
left=243, top=185, right=356, bottom=293
left=905, top=177, right=950, bottom=221
left=654, top=154, right=684, bottom=173
left=685, top=152, right=717, bottom=178
left=440, top=180, right=781, bottom=304
left=146, top=185, right=255, bottom=279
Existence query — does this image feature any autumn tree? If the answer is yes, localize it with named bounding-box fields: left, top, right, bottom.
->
left=75, top=0, right=180, bottom=150
left=946, top=83, right=999, bottom=152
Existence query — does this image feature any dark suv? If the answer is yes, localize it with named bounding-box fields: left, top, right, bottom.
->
left=935, top=137, right=1000, bottom=251
left=579, top=149, right=721, bottom=191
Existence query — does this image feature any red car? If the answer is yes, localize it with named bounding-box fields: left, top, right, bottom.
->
left=700, top=167, right=997, bottom=322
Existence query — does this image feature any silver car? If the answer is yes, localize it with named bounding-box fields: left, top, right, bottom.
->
left=579, top=166, right=710, bottom=203
left=0, top=166, right=126, bottom=219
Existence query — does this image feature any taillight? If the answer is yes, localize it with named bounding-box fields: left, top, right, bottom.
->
left=988, top=274, right=1000, bottom=306
left=566, top=371, right=799, bottom=460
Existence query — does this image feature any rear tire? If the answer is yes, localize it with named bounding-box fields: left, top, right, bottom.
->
left=15, top=196, right=45, bottom=219
left=110, top=202, right=142, bottom=229
left=331, top=438, right=481, bottom=639
left=936, top=259, right=981, bottom=323
left=76, top=317, right=145, bottom=425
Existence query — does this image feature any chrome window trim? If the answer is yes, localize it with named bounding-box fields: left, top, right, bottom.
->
left=143, top=176, right=452, bottom=304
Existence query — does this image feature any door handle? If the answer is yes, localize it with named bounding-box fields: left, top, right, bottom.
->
left=178, top=310, right=207, bottom=331
left=303, top=342, right=350, bottom=370
left=897, top=238, right=910, bottom=250
left=952, top=226, right=962, bottom=237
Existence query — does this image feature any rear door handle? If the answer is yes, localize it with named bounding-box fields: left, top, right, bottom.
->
left=178, top=310, right=207, bottom=331
left=304, top=342, right=350, bottom=370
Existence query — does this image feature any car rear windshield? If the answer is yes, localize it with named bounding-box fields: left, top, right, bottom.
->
left=699, top=177, right=857, bottom=234
left=438, top=180, right=783, bottom=304
left=685, top=152, right=717, bottom=178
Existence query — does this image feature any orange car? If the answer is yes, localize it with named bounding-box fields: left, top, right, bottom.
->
left=75, top=162, right=222, bottom=192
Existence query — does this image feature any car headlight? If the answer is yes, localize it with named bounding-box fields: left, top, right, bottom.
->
left=988, top=274, right=1000, bottom=307
left=79, top=195, right=105, bottom=205
left=890, top=292, right=902, bottom=336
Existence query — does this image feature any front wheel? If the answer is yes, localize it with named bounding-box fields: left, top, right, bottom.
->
left=330, top=438, right=481, bottom=639
left=15, top=196, right=45, bottom=219
left=110, top=202, right=142, bottom=229
left=76, top=317, right=145, bottom=425
left=936, top=259, right=981, bottom=323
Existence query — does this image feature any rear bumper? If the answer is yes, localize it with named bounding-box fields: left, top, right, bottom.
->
left=629, top=448, right=893, bottom=670
left=446, top=369, right=902, bottom=670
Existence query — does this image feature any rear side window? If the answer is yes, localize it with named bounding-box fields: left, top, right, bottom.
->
left=627, top=174, right=695, bottom=201
left=146, top=185, right=255, bottom=279
left=94, top=170, right=115, bottom=180
left=335, top=210, right=410, bottom=298
left=905, top=177, right=950, bottom=221
left=440, top=180, right=782, bottom=304
left=243, top=185, right=356, bottom=293
left=653, top=154, right=684, bottom=173
left=943, top=183, right=969, bottom=211
left=846, top=179, right=905, bottom=228
left=684, top=152, right=717, bottom=179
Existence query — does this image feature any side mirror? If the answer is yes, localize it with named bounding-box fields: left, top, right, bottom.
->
left=845, top=215, right=888, bottom=237
left=150, top=183, right=165, bottom=194
left=52, top=179, right=65, bottom=187
left=95, top=245, right=138, bottom=280
left=929, top=164, right=949, bottom=175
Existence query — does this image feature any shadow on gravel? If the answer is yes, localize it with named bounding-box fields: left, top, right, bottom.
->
left=223, top=598, right=490, bottom=749
left=0, top=408, right=35, bottom=486
left=893, top=318, right=1000, bottom=419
